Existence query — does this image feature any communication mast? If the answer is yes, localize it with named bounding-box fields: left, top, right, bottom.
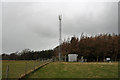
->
left=58, top=15, right=62, bottom=61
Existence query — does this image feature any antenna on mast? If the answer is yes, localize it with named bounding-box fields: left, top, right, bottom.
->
left=58, top=15, right=62, bottom=61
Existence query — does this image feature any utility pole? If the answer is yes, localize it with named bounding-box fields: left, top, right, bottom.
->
left=59, top=15, right=62, bottom=61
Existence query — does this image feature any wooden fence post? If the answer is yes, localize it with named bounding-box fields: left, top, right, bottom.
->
left=6, top=65, right=9, bottom=79
left=25, top=62, right=27, bottom=75
left=34, top=61, right=35, bottom=70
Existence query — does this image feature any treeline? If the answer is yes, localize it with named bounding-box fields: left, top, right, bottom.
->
left=2, top=49, right=54, bottom=60
left=2, top=33, right=120, bottom=62
left=54, top=33, right=120, bottom=62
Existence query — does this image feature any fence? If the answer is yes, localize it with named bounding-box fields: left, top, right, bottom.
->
left=2, top=59, right=52, bottom=79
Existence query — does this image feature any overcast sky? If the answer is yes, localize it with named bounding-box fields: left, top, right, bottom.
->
left=2, top=1, right=118, bottom=54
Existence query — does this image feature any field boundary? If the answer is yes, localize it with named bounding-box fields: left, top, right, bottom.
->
left=19, top=62, right=51, bottom=79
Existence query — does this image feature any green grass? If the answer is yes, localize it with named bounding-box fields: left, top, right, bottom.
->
left=2, top=60, right=46, bottom=78
left=26, top=62, right=118, bottom=78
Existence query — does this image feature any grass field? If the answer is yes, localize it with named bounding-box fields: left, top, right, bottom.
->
left=26, top=62, right=118, bottom=78
left=2, top=60, right=46, bottom=78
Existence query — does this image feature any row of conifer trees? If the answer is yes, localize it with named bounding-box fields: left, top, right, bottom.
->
left=54, top=33, right=120, bottom=61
